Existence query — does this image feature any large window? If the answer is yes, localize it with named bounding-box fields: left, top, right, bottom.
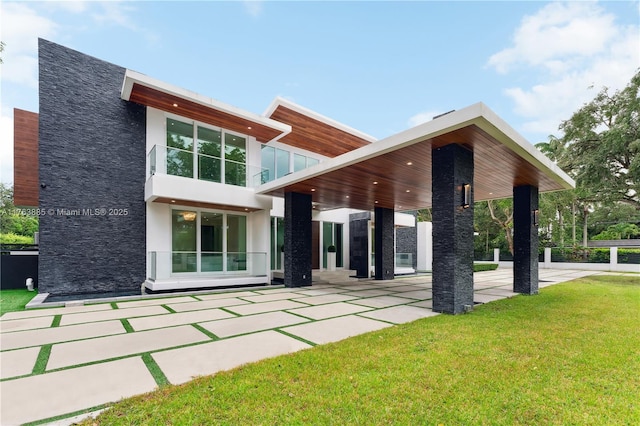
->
left=261, top=146, right=320, bottom=183
left=167, top=119, right=194, bottom=178
left=171, top=209, right=247, bottom=274
left=197, top=127, right=222, bottom=183
left=166, top=118, right=246, bottom=186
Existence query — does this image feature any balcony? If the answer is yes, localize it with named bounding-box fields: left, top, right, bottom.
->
left=146, top=251, right=269, bottom=291
left=148, top=144, right=269, bottom=187
left=145, top=145, right=273, bottom=210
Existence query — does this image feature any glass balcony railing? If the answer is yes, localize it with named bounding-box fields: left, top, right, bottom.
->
left=148, top=145, right=269, bottom=187
left=149, top=251, right=267, bottom=280
left=369, top=253, right=414, bottom=269
left=396, top=253, right=413, bottom=268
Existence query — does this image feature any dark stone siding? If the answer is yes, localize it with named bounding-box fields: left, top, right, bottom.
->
left=513, top=185, right=539, bottom=294
left=396, top=211, right=418, bottom=270
left=374, top=207, right=394, bottom=280
left=349, top=212, right=371, bottom=278
left=431, top=144, right=474, bottom=314
left=38, top=39, right=146, bottom=297
left=284, top=192, right=312, bottom=287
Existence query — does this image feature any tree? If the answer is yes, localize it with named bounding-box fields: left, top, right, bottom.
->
left=592, top=223, right=640, bottom=240
left=560, top=70, right=640, bottom=210
left=486, top=199, right=514, bottom=255
left=0, top=183, right=39, bottom=242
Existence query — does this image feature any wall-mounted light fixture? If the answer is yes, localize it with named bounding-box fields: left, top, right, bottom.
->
left=462, top=183, right=471, bottom=209
left=533, top=209, right=540, bottom=226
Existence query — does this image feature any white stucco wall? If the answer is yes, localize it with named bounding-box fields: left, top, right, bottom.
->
left=417, top=221, right=433, bottom=272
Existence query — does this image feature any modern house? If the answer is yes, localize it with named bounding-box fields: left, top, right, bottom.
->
left=14, top=39, right=574, bottom=314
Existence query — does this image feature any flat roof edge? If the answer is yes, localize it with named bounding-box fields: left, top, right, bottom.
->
left=264, top=96, right=378, bottom=143
left=256, top=102, right=575, bottom=195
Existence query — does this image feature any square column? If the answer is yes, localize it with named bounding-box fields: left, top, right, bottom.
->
left=374, top=206, right=394, bottom=280
left=513, top=185, right=539, bottom=294
left=432, top=144, right=474, bottom=314
left=284, top=192, right=312, bottom=287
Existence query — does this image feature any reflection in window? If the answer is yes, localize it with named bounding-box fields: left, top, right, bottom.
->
left=276, top=148, right=289, bottom=179
left=197, top=127, right=222, bottom=183
left=294, top=153, right=306, bottom=172
left=261, top=146, right=275, bottom=183
left=167, top=119, right=194, bottom=178
left=225, top=133, right=246, bottom=186
left=172, top=210, right=197, bottom=272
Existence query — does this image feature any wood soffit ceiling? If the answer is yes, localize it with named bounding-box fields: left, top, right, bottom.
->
left=153, top=198, right=261, bottom=213
left=268, top=105, right=372, bottom=157
left=260, top=125, right=567, bottom=212
left=129, top=84, right=283, bottom=143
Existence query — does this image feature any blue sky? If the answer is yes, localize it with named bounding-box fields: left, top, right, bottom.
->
left=1, top=0, right=639, bottom=183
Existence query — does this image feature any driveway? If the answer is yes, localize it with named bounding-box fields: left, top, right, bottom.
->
left=0, top=268, right=598, bottom=425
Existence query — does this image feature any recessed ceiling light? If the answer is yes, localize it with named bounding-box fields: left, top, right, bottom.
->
left=311, top=188, right=316, bottom=192
left=247, top=126, right=252, bottom=130
left=375, top=200, right=379, bottom=204
left=346, top=195, right=350, bottom=198
left=170, top=200, right=176, bottom=203
left=244, top=208, right=249, bottom=211
left=373, top=181, right=378, bottom=185
left=406, top=189, right=410, bottom=193
left=489, top=192, right=493, bottom=195
left=406, top=161, right=413, bottom=165
left=172, top=103, right=178, bottom=107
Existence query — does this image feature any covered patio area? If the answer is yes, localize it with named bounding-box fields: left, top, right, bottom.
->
left=257, top=103, right=575, bottom=314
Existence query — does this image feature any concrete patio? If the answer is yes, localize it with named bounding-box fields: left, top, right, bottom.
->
left=0, top=269, right=602, bottom=425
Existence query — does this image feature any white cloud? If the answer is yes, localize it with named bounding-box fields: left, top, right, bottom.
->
left=407, top=110, right=444, bottom=128
left=0, top=2, right=58, bottom=87
left=0, top=113, right=14, bottom=184
left=487, top=1, right=640, bottom=138
left=488, top=2, right=617, bottom=74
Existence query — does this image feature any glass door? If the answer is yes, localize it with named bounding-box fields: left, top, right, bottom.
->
left=227, top=214, right=247, bottom=272
left=201, top=212, right=223, bottom=272
left=172, top=210, right=197, bottom=272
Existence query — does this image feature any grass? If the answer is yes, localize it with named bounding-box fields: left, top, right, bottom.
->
left=81, top=275, right=640, bottom=425
left=0, top=288, right=37, bottom=314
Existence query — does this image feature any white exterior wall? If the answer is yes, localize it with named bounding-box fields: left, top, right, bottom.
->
left=144, top=107, right=273, bottom=288
left=417, top=221, right=433, bottom=272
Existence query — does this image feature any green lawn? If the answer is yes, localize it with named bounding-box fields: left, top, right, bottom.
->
left=0, top=289, right=37, bottom=314
left=84, top=276, right=639, bottom=425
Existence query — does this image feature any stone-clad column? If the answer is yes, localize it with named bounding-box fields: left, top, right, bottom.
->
left=432, top=144, right=474, bottom=314
left=513, top=185, right=539, bottom=294
left=374, top=207, right=395, bottom=280
left=284, top=192, right=312, bottom=287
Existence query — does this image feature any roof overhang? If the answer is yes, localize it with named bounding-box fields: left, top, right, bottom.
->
left=263, top=97, right=377, bottom=157
left=257, top=102, right=575, bottom=211
left=121, top=70, right=291, bottom=143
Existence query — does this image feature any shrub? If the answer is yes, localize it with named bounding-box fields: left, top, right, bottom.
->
left=0, top=233, right=34, bottom=245
left=618, top=249, right=640, bottom=264
left=474, top=263, right=498, bottom=272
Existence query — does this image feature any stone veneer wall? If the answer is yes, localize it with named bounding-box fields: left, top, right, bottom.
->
left=38, top=39, right=146, bottom=297
left=349, top=212, right=371, bottom=278
left=284, top=192, right=312, bottom=287
left=431, top=144, right=474, bottom=314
